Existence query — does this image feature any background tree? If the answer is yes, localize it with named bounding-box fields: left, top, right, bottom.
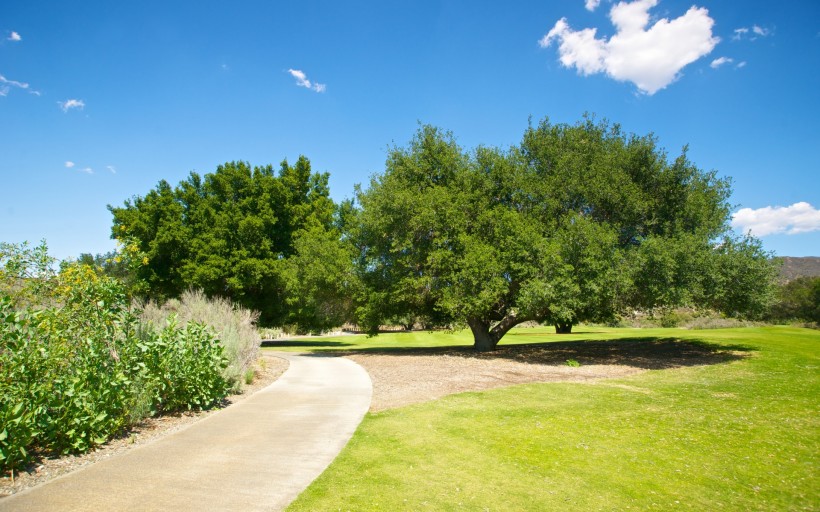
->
left=768, top=276, right=820, bottom=323
left=281, top=225, right=358, bottom=333
left=109, top=157, right=341, bottom=327
left=354, top=118, right=777, bottom=350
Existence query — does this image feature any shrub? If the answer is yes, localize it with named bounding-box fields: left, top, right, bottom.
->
left=140, top=290, right=260, bottom=390
left=134, top=316, right=229, bottom=413
left=768, top=277, right=820, bottom=323
left=683, top=316, right=759, bottom=330
left=659, top=310, right=683, bottom=328
left=1, top=243, right=233, bottom=476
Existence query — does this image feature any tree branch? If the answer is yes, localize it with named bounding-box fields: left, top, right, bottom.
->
left=489, top=310, right=532, bottom=343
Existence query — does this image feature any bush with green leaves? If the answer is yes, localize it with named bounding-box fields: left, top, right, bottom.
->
left=1, top=241, right=231, bottom=476
left=139, top=289, right=260, bottom=390
left=768, top=276, right=820, bottom=324
left=134, top=316, right=229, bottom=413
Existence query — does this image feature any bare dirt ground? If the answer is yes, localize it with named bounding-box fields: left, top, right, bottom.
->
left=2, top=338, right=744, bottom=496
left=0, top=354, right=289, bottom=498
left=347, top=338, right=747, bottom=411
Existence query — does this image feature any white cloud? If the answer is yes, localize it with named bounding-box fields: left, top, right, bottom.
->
left=65, top=161, right=75, bottom=168
left=736, top=61, right=747, bottom=68
left=58, top=99, right=85, bottom=112
left=106, top=165, right=116, bottom=174
left=710, top=56, right=733, bottom=69
left=287, top=68, right=326, bottom=93
left=752, top=25, right=769, bottom=37
left=540, top=0, right=719, bottom=95
left=732, top=202, right=820, bottom=237
left=732, top=27, right=749, bottom=40
left=585, top=0, right=601, bottom=11
left=0, top=74, right=31, bottom=96
left=8, top=31, right=21, bottom=42
left=733, top=25, right=771, bottom=41
left=81, top=167, right=94, bottom=174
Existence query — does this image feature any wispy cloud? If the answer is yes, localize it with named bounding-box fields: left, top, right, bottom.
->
left=710, top=56, right=733, bottom=69
left=8, top=31, right=21, bottom=42
left=539, top=0, right=718, bottom=95
left=585, top=0, right=601, bottom=12
left=65, top=161, right=75, bottom=168
left=287, top=69, right=326, bottom=93
left=58, top=99, right=85, bottom=112
left=0, top=74, right=32, bottom=96
left=732, top=202, right=820, bottom=237
left=733, top=24, right=772, bottom=41
left=80, top=167, right=94, bottom=175
left=106, top=165, right=116, bottom=174
left=752, top=25, right=770, bottom=37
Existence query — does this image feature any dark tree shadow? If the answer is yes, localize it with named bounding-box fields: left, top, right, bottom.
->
left=341, top=337, right=755, bottom=371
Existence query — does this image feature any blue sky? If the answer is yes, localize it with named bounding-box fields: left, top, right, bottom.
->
left=1, top=0, right=819, bottom=260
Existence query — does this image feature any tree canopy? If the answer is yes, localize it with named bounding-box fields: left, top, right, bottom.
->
left=353, top=117, right=777, bottom=350
left=109, top=157, right=351, bottom=327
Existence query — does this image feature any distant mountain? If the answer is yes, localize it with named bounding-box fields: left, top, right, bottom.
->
left=775, top=256, right=820, bottom=282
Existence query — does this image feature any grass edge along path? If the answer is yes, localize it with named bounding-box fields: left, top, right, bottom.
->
left=285, top=327, right=819, bottom=511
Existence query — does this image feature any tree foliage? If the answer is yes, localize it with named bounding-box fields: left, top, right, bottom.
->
left=354, top=117, right=777, bottom=350
left=768, top=276, right=820, bottom=323
left=109, top=157, right=347, bottom=327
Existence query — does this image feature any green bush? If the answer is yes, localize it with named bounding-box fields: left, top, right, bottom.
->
left=1, top=242, right=232, bottom=476
left=140, top=290, right=260, bottom=390
left=135, top=316, right=229, bottom=413
left=768, top=277, right=820, bottom=323
left=0, top=301, right=42, bottom=476
left=659, top=310, right=683, bottom=328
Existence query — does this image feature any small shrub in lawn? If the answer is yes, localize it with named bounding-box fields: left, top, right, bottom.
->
left=660, top=310, right=683, bottom=328
left=566, top=359, right=581, bottom=367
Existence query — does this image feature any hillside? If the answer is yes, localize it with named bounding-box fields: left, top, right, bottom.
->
left=776, top=256, right=820, bottom=281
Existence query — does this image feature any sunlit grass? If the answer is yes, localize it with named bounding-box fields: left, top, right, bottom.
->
left=262, top=325, right=626, bottom=352
left=287, top=327, right=819, bottom=511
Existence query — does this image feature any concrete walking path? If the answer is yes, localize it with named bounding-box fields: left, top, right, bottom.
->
left=0, top=353, right=372, bottom=512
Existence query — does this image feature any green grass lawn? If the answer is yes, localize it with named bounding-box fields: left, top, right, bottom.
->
left=263, top=325, right=653, bottom=352
left=282, top=327, right=819, bottom=511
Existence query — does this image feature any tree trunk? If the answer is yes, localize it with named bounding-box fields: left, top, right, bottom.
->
left=468, top=313, right=530, bottom=351
left=555, top=322, right=573, bottom=334
left=468, top=318, right=497, bottom=352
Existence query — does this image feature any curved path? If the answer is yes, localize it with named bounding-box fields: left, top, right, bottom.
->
left=1, top=353, right=372, bottom=512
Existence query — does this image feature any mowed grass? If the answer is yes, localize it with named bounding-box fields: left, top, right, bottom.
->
left=285, top=327, right=819, bottom=511
left=263, top=325, right=652, bottom=352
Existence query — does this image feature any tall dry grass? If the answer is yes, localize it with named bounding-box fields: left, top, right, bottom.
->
left=139, top=290, right=260, bottom=389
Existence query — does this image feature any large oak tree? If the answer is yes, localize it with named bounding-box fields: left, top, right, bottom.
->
left=353, top=117, right=776, bottom=350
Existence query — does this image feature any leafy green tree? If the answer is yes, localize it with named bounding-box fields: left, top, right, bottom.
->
left=769, top=276, right=820, bottom=323
left=282, top=226, right=358, bottom=333
left=354, top=118, right=776, bottom=350
left=109, top=157, right=338, bottom=326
